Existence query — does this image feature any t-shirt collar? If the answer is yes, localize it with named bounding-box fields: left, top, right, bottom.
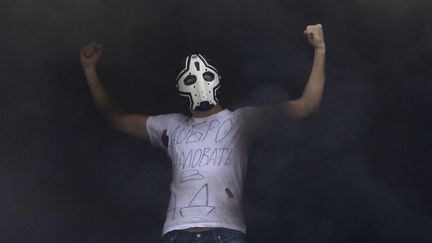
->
left=190, top=109, right=230, bottom=123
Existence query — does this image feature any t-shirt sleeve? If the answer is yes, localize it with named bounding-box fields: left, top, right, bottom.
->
left=234, top=105, right=276, bottom=138
left=146, top=113, right=185, bottom=150
left=236, top=106, right=271, bottom=126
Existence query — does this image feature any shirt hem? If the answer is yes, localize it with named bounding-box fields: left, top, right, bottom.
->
left=162, top=222, right=246, bottom=236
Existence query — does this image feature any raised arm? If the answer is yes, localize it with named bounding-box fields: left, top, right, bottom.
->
left=283, top=24, right=326, bottom=119
left=80, top=41, right=149, bottom=139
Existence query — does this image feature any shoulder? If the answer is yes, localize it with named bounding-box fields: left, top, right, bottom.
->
left=149, top=113, right=188, bottom=122
left=147, top=113, right=189, bottom=130
left=149, top=112, right=187, bottom=118
left=232, top=105, right=273, bottom=118
left=230, top=106, right=275, bottom=132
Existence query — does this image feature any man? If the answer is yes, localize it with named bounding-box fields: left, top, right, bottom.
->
left=80, top=24, right=325, bottom=243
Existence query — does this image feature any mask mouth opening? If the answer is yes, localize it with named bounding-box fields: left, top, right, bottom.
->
left=195, top=101, right=214, bottom=111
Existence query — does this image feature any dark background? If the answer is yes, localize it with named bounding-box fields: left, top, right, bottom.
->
left=1, top=0, right=432, bottom=242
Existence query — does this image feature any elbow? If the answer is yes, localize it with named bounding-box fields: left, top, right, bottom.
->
left=285, top=98, right=321, bottom=119
left=104, top=112, right=125, bottom=130
left=293, top=104, right=320, bottom=119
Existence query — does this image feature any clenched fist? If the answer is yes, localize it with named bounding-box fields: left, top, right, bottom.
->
left=80, top=41, right=103, bottom=70
left=304, top=24, right=325, bottom=51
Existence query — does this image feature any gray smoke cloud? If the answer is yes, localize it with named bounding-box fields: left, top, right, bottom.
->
left=1, top=0, right=431, bottom=242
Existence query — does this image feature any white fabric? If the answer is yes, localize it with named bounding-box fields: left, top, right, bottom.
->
left=146, top=108, right=260, bottom=235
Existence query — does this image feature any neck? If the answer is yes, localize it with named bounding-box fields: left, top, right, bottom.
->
left=191, top=104, right=224, bottom=118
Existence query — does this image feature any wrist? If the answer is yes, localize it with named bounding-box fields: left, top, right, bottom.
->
left=83, top=65, right=97, bottom=74
left=314, top=46, right=326, bottom=54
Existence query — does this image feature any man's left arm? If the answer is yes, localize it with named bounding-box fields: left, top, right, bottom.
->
left=283, top=24, right=326, bottom=119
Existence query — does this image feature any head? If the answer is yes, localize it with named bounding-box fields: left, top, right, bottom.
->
left=176, top=54, right=221, bottom=112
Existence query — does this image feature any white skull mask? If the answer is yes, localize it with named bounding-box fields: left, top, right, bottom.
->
left=176, top=54, right=221, bottom=111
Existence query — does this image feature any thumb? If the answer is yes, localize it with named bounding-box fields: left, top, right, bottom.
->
left=80, top=47, right=87, bottom=59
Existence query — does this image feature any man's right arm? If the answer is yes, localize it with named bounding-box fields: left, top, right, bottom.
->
left=80, top=41, right=149, bottom=139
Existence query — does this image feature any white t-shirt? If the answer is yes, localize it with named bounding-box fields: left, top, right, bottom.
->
left=146, top=107, right=261, bottom=235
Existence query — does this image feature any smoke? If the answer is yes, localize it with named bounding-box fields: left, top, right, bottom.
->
left=1, top=0, right=431, bottom=242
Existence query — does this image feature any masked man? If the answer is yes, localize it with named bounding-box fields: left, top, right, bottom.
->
left=80, top=24, right=326, bottom=243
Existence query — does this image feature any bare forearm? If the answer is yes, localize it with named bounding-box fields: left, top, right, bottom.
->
left=301, top=47, right=326, bottom=113
left=80, top=42, right=149, bottom=138
left=83, top=67, right=125, bottom=123
left=283, top=24, right=326, bottom=119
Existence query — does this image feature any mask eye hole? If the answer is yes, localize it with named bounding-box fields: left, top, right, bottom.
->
left=203, top=72, right=215, bottom=81
left=184, top=75, right=196, bottom=85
